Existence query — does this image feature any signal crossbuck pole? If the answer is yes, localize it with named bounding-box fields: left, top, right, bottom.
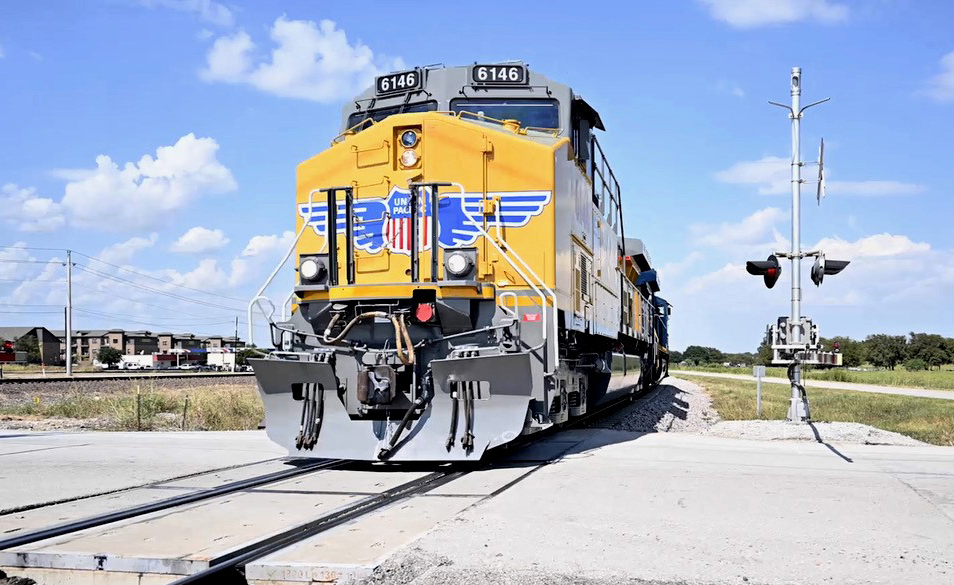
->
left=756, top=67, right=843, bottom=423
left=66, top=249, right=73, bottom=376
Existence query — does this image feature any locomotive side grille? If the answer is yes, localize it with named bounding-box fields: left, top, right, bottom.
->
left=579, top=254, right=589, bottom=298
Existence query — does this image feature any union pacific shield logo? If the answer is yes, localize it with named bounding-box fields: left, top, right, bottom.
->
left=299, top=187, right=550, bottom=256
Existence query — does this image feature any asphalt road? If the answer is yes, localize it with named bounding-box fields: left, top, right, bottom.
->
left=672, top=369, right=954, bottom=400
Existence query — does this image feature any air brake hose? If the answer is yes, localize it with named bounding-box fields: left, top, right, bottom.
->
left=461, top=382, right=474, bottom=453
left=446, top=386, right=459, bottom=451
left=322, top=311, right=415, bottom=366
left=395, top=314, right=415, bottom=366
left=377, top=372, right=434, bottom=460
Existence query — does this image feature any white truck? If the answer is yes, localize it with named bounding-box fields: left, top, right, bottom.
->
left=207, top=350, right=236, bottom=372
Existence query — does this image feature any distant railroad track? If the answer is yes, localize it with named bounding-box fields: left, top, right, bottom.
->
left=0, top=371, right=254, bottom=385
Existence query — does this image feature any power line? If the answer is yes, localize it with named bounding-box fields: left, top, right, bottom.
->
left=73, top=250, right=247, bottom=303
left=74, top=307, right=240, bottom=329
left=74, top=264, right=245, bottom=313
left=2, top=246, right=248, bottom=306
left=74, top=305, right=242, bottom=324
left=0, top=245, right=67, bottom=252
left=71, top=282, right=249, bottom=323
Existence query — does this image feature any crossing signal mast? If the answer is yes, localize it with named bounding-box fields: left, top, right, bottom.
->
left=746, top=67, right=850, bottom=423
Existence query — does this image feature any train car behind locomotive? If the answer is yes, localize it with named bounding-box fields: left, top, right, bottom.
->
left=249, top=62, right=671, bottom=461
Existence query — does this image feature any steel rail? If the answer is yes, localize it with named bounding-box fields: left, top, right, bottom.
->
left=168, top=469, right=465, bottom=585
left=0, top=372, right=253, bottom=385
left=0, top=459, right=343, bottom=550
left=0, top=456, right=287, bottom=517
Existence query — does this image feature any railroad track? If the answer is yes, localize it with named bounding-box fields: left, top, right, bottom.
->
left=0, top=382, right=666, bottom=584
left=171, top=468, right=464, bottom=585
left=0, top=371, right=255, bottom=385
left=0, top=458, right=339, bottom=550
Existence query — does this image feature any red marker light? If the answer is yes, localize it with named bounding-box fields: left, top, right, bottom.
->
left=414, top=302, right=435, bottom=323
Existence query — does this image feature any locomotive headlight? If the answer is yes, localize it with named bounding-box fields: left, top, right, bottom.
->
left=445, top=251, right=471, bottom=277
left=300, top=259, right=320, bottom=280
left=400, top=149, right=419, bottom=167
left=400, top=130, right=418, bottom=148
left=299, top=256, right=327, bottom=283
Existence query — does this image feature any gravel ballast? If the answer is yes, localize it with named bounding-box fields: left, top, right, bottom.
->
left=596, top=377, right=926, bottom=446
left=596, top=377, right=720, bottom=434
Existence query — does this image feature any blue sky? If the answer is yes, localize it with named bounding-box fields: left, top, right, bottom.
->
left=1, top=0, right=952, bottom=351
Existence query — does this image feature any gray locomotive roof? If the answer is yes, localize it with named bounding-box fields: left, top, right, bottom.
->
left=341, top=62, right=604, bottom=137
left=624, top=238, right=653, bottom=272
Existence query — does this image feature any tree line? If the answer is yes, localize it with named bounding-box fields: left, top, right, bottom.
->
left=674, top=332, right=954, bottom=371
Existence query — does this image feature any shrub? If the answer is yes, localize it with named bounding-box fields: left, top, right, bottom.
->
left=904, top=358, right=928, bottom=371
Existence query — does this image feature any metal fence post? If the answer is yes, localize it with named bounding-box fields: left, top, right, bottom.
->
left=182, top=396, right=189, bottom=431
left=136, top=385, right=142, bottom=431
left=753, top=366, right=764, bottom=418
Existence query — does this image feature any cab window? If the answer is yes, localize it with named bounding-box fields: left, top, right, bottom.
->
left=346, top=101, right=438, bottom=131
left=450, top=98, right=560, bottom=129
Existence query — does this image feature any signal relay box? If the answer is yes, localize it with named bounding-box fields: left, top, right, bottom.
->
left=766, top=317, right=843, bottom=366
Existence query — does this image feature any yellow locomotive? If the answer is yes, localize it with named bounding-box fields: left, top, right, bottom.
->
left=250, top=62, right=670, bottom=461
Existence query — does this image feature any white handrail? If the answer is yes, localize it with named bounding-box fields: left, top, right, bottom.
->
left=497, top=291, right=518, bottom=319
left=448, top=182, right=557, bottom=374
left=280, top=290, right=295, bottom=321
left=247, top=189, right=319, bottom=346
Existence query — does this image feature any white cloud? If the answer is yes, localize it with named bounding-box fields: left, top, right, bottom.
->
left=200, top=17, right=404, bottom=102
left=921, top=50, right=954, bottom=103
left=241, top=231, right=295, bottom=257
left=715, top=156, right=790, bottom=195
left=691, top=207, right=787, bottom=247
left=811, top=233, right=930, bottom=260
left=665, top=228, right=954, bottom=351
left=683, top=262, right=749, bottom=295
left=0, top=184, right=66, bottom=232
left=0, top=244, right=35, bottom=280
left=170, top=226, right=230, bottom=254
left=698, top=0, right=848, bottom=28
left=59, top=133, right=237, bottom=231
left=714, top=79, right=745, bottom=98
left=826, top=180, right=926, bottom=196
left=715, top=156, right=926, bottom=197
left=99, top=233, right=159, bottom=265
left=176, top=257, right=228, bottom=289
left=139, top=0, right=234, bottom=27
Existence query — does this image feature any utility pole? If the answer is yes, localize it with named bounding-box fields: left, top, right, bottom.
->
left=747, top=68, right=848, bottom=423
left=66, top=249, right=73, bottom=376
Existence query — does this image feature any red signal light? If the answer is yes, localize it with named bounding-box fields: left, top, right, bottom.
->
left=414, top=302, right=436, bottom=323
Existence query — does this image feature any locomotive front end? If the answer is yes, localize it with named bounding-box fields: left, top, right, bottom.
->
left=251, top=65, right=564, bottom=461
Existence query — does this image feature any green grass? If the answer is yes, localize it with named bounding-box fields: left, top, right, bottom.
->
left=676, top=364, right=954, bottom=390
left=700, top=377, right=954, bottom=446
left=0, top=363, right=101, bottom=374
left=3, top=383, right=264, bottom=431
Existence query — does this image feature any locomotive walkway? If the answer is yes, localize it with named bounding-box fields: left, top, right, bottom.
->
left=672, top=369, right=954, bottom=400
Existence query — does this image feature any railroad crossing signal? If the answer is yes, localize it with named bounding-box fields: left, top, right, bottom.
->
left=746, top=254, right=782, bottom=289
left=810, top=253, right=850, bottom=287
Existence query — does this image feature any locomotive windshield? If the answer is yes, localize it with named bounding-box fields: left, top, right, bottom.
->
left=347, top=100, right=438, bottom=130
left=451, top=98, right=560, bottom=129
